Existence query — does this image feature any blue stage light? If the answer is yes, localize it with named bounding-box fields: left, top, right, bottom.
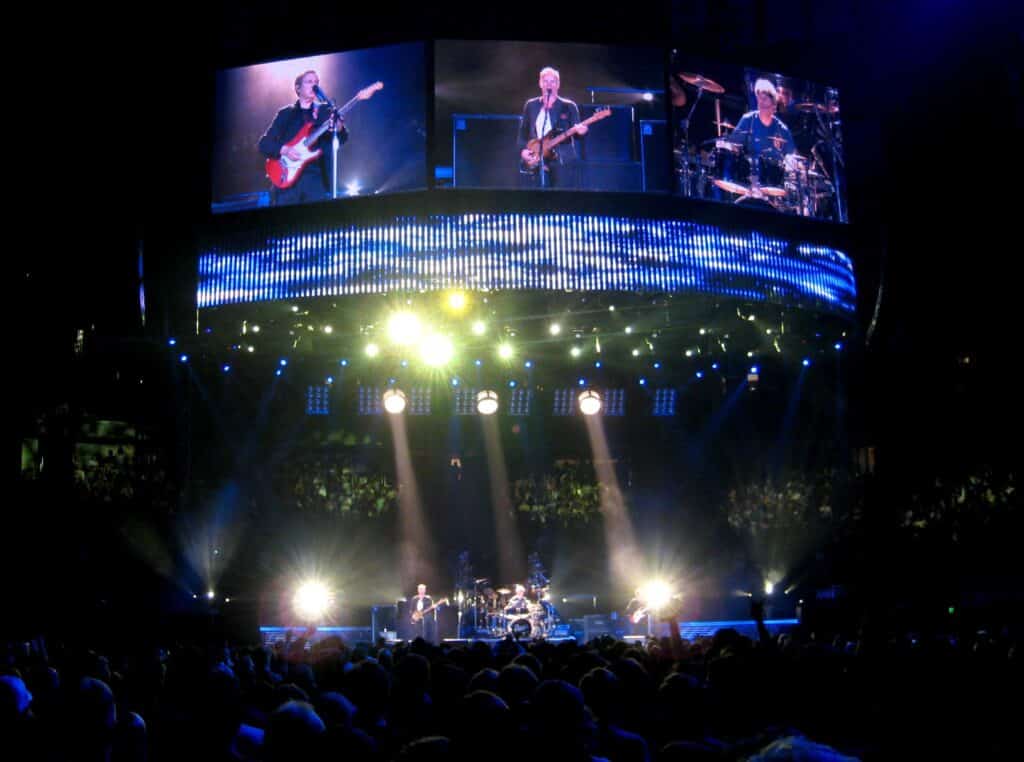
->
left=524, top=361, right=533, bottom=369
left=279, top=358, right=288, bottom=367
left=802, top=358, right=811, bottom=367
left=508, top=380, right=517, bottom=388
left=696, top=371, right=704, bottom=379
left=168, top=338, right=177, bottom=346
left=639, top=378, right=647, bottom=386
left=474, top=359, right=483, bottom=367
left=179, top=354, right=188, bottom=363
left=339, top=359, right=348, bottom=366
left=222, top=364, right=230, bottom=373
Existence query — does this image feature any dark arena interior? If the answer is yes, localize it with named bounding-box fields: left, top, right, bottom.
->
left=7, top=1, right=1022, bottom=759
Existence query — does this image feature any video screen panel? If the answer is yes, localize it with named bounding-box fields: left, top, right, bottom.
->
left=670, top=52, right=847, bottom=223
left=435, top=41, right=667, bottom=193
left=211, top=43, right=426, bottom=214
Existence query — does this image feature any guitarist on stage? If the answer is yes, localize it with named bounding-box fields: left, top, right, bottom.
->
left=518, top=66, right=588, bottom=189
left=258, top=70, right=348, bottom=206
left=411, top=583, right=438, bottom=644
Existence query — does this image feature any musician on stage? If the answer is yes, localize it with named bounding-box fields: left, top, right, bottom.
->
left=504, top=584, right=530, bottom=615
left=726, top=78, right=796, bottom=167
left=410, top=583, right=437, bottom=644
left=518, top=66, right=588, bottom=189
left=624, top=589, right=650, bottom=637
left=257, top=70, right=347, bottom=206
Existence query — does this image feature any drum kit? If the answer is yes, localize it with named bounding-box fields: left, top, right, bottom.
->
left=469, top=582, right=559, bottom=639
left=674, top=71, right=843, bottom=220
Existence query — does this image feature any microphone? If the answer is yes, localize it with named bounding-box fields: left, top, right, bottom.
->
left=313, top=85, right=335, bottom=107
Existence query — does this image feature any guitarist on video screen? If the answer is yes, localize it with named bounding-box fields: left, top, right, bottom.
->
left=258, top=70, right=348, bottom=206
left=517, top=66, right=589, bottom=189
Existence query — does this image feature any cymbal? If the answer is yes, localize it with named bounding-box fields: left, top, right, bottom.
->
left=678, top=72, right=725, bottom=94
left=795, top=102, right=839, bottom=114
left=713, top=178, right=750, bottom=195
left=713, top=120, right=736, bottom=130
left=496, top=588, right=511, bottom=595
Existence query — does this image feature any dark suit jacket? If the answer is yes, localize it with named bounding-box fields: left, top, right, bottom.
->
left=518, top=96, right=583, bottom=161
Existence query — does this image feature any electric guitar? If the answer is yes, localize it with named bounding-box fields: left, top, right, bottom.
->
left=521, top=107, right=612, bottom=173
left=411, top=597, right=449, bottom=623
left=265, top=81, right=383, bottom=189
left=632, top=607, right=650, bottom=624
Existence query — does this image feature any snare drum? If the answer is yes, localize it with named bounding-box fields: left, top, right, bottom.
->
left=709, top=140, right=750, bottom=199
left=749, top=153, right=787, bottom=197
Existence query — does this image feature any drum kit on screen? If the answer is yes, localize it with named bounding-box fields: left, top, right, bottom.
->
left=673, top=71, right=842, bottom=220
left=469, top=581, right=559, bottom=639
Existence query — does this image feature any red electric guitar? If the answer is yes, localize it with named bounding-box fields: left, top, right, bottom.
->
left=265, top=81, right=383, bottom=189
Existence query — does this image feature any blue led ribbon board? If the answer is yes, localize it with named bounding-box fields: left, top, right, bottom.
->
left=198, top=213, right=855, bottom=314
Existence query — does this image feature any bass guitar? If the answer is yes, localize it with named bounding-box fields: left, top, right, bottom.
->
left=521, top=107, right=611, bottom=173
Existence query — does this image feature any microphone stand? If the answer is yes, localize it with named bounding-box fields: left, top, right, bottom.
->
left=315, top=86, right=342, bottom=199
left=539, top=89, right=552, bottom=189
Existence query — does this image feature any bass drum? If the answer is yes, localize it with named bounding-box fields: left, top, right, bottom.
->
left=508, top=615, right=532, bottom=639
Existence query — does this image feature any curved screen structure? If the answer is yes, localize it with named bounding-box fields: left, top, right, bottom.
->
left=197, top=212, right=854, bottom=315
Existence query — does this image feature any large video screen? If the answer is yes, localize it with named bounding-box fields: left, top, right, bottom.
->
left=211, top=43, right=426, bottom=214
left=670, top=52, right=847, bottom=223
left=435, top=41, right=667, bottom=193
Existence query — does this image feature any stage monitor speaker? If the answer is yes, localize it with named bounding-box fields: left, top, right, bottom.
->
left=452, top=114, right=523, bottom=189
left=371, top=603, right=397, bottom=642
left=580, top=104, right=635, bottom=161
left=640, top=119, right=671, bottom=193
left=580, top=161, right=643, bottom=192
left=583, top=613, right=617, bottom=642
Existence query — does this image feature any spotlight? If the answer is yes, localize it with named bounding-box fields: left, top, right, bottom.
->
left=594, top=361, right=602, bottom=368
left=247, top=346, right=255, bottom=353
left=275, top=369, right=282, bottom=377
left=293, top=580, right=332, bottom=621
left=639, top=377, right=647, bottom=386
left=345, top=181, right=361, bottom=196
left=451, top=377, right=459, bottom=387
left=251, top=325, right=260, bottom=333
left=326, top=376, right=334, bottom=384
left=549, top=323, right=562, bottom=336
left=168, top=338, right=177, bottom=346
left=323, top=325, right=333, bottom=334
left=642, top=91, right=654, bottom=102
left=339, top=359, right=348, bottom=366
left=421, top=334, right=455, bottom=367
left=447, top=291, right=467, bottom=311
left=474, top=359, right=482, bottom=366
left=577, top=377, right=586, bottom=386
left=524, top=361, right=533, bottom=369
left=387, top=312, right=422, bottom=346
left=472, top=321, right=486, bottom=336
left=764, top=581, right=775, bottom=596
left=222, top=364, right=231, bottom=373
left=578, top=389, right=602, bottom=416
left=476, top=390, right=499, bottom=415
left=696, top=371, right=704, bottom=379
left=638, top=580, right=673, bottom=613
left=292, top=306, right=299, bottom=313
left=685, top=350, right=694, bottom=358
left=631, top=349, right=640, bottom=357
left=179, top=354, right=189, bottom=363
left=383, top=388, right=407, bottom=414
left=834, top=342, right=843, bottom=351
left=802, top=358, right=811, bottom=367
left=750, top=366, right=759, bottom=374
left=498, top=343, right=514, bottom=360
left=206, top=590, right=215, bottom=600
left=711, top=363, right=719, bottom=370
left=653, top=362, right=661, bottom=369
left=365, top=343, right=380, bottom=358
left=279, top=358, right=288, bottom=367
left=625, top=326, right=633, bottom=334
left=570, top=346, right=582, bottom=358
left=508, top=380, right=517, bottom=388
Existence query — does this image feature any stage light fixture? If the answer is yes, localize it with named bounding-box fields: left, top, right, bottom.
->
left=387, top=312, right=422, bottom=346
left=421, top=334, right=455, bottom=367
left=802, top=358, right=811, bottom=367
left=498, top=343, right=514, bottom=360
left=293, top=580, right=332, bottom=621
left=365, top=343, right=380, bottom=358
left=476, top=390, right=499, bottom=415
left=206, top=590, right=215, bottom=600
left=570, top=346, right=582, bottom=358
left=549, top=323, right=562, bottom=336
left=639, top=580, right=673, bottom=613
left=578, top=389, right=602, bottom=416
left=472, top=321, right=486, bottom=335
left=764, top=581, right=775, bottom=595
left=447, top=291, right=467, bottom=311
left=383, top=388, right=407, bottom=414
